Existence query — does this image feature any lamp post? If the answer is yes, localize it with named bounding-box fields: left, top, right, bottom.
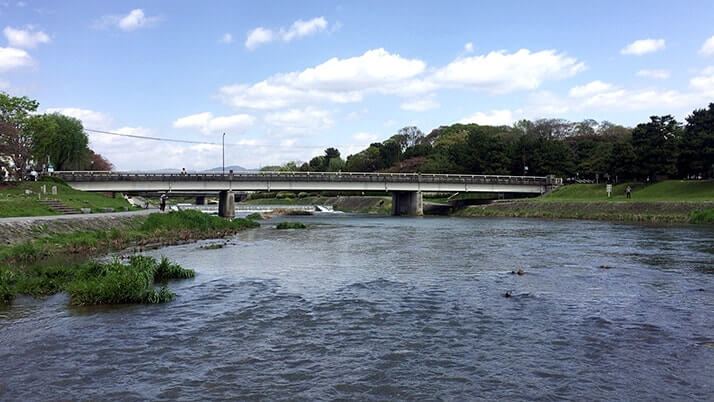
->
left=222, top=132, right=225, bottom=174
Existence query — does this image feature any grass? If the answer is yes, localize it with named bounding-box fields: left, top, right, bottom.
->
left=689, top=209, right=714, bottom=224
left=543, top=180, right=714, bottom=202
left=0, top=178, right=133, bottom=217
left=276, top=222, right=309, bottom=229
left=1, top=255, right=194, bottom=305
left=0, top=210, right=259, bottom=266
left=245, top=212, right=263, bottom=220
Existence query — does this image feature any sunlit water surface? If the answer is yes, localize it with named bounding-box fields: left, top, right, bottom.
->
left=1, top=214, right=713, bottom=400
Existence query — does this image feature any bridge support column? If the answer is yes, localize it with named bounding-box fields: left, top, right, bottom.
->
left=218, top=190, right=235, bottom=218
left=195, top=196, right=207, bottom=205
left=391, top=191, right=423, bottom=216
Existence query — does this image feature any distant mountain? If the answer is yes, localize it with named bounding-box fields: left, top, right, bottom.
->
left=203, top=165, right=254, bottom=172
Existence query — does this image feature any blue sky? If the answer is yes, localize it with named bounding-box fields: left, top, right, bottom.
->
left=2, top=0, right=714, bottom=170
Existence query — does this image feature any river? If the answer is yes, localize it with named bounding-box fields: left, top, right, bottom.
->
left=1, top=214, right=713, bottom=400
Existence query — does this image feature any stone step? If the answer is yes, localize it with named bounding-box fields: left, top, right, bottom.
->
left=38, top=199, right=80, bottom=215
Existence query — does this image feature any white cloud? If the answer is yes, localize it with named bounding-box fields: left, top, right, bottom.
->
left=93, top=9, right=160, bottom=31
left=620, top=38, right=665, bottom=55
left=568, top=80, right=614, bottom=97
left=220, top=33, right=233, bottom=44
left=245, top=16, right=329, bottom=50
left=432, top=49, right=585, bottom=93
left=245, top=27, right=274, bottom=50
left=352, top=132, right=378, bottom=142
left=400, top=97, right=440, bottom=112
left=700, top=35, right=714, bottom=56
left=636, top=69, right=670, bottom=79
left=3, top=26, right=50, bottom=48
left=219, top=48, right=426, bottom=109
left=264, top=107, right=334, bottom=135
left=689, top=66, right=714, bottom=94
left=464, top=42, right=474, bottom=53
left=172, top=112, right=254, bottom=135
left=45, top=107, right=113, bottom=129
left=0, top=46, right=32, bottom=72
left=459, top=109, right=515, bottom=126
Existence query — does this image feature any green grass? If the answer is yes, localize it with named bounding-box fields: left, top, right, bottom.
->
left=276, top=222, right=308, bottom=229
left=1, top=255, right=195, bottom=305
left=141, top=210, right=259, bottom=232
left=542, top=180, right=714, bottom=202
left=689, top=209, right=714, bottom=224
left=0, top=178, right=133, bottom=217
left=245, top=212, right=263, bottom=220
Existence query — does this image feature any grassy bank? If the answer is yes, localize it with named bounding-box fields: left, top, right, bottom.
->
left=542, top=180, right=714, bottom=202
left=0, top=178, right=133, bottom=217
left=0, top=210, right=259, bottom=304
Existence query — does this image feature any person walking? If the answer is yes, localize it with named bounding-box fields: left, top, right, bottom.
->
left=160, top=193, right=168, bottom=212
left=626, top=185, right=632, bottom=199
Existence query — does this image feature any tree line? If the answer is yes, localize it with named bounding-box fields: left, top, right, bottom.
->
left=0, top=92, right=112, bottom=180
left=278, top=103, right=714, bottom=182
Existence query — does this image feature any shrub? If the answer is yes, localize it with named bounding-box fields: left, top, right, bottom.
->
left=245, top=212, right=263, bottom=220
left=0, top=266, right=17, bottom=303
left=689, top=209, right=714, bottom=224
left=276, top=222, right=308, bottom=229
left=276, top=192, right=296, bottom=199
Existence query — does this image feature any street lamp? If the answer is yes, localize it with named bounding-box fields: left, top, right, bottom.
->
left=222, top=132, right=225, bottom=174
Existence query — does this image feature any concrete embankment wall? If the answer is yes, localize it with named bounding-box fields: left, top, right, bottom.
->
left=456, top=201, right=714, bottom=223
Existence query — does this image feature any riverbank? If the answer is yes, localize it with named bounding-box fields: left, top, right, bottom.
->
left=455, top=200, right=714, bottom=224
left=0, top=210, right=259, bottom=303
left=241, top=195, right=392, bottom=214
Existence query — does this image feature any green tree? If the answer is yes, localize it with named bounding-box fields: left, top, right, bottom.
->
left=631, top=115, right=681, bottom=181
left=679, top=103, right=714, bottom=178
left=0, top=92, right=39, bottom=177
left=29, top=113, right=89, bottom=171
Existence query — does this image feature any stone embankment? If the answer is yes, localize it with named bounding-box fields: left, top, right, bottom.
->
left=0, top=210, right=151, bottom=246
left=456, top=200, right=714, bottom=223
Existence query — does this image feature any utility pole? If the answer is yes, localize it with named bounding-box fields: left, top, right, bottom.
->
left=222, top=132, right=225, bottom=174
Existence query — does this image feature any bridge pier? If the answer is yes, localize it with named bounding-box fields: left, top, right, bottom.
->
left=218, top=190, right=235, bottom=218
left=195, top=196, right=207, bottom=205
left=391, top=191, right=423, bottom=216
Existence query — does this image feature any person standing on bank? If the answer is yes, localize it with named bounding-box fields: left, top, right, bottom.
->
left=160, top=193, right=168, bottom=211
left=626, top=185, right=632, bottom=199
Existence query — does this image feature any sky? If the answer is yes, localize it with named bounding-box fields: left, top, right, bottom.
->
left=2, top=0, right=714, bottom=171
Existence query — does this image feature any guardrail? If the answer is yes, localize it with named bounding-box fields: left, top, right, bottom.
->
left=53, top=171, right=560, bottom=186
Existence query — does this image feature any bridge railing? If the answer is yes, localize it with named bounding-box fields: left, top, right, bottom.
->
left=53, top=171, right=556, bottom=186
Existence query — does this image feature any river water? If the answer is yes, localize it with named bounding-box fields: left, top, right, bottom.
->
left=1, top=214, right=713, bottom=400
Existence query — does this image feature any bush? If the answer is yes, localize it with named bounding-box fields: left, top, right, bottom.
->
left=245, top=212, right=263, bottom=220
left=276, top=222, right=308, bottom=229
left=276, top=192, right=296, bottom=199
left=297, top=192, right=311, bottom=198
left=67, top=255, right=195, bottom=305
left=0, top=266, right=17, bottom=303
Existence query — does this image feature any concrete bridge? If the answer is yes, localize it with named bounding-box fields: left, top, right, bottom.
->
left=53, top=171, right=562, bottom=217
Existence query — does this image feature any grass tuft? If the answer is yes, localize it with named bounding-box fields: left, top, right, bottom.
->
left=689, top=209, right=714, bottom=224
left=276, top=222, right=309, bottom=229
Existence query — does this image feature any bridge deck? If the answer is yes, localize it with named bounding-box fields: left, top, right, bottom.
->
left=53, top=171, right=561, bottom=194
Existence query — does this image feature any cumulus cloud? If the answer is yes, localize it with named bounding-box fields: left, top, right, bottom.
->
left=0, top=46, right=32, bottom=72
left=636, top=69, right=670, bottom=79
left=620, top=38, right=665, bottom=55
left=400, top=97, right=440, bottom=112
left=689, top=66, right=714, bottom=94
left=432, top=49, right=585, bottom=93
left=172, top=112, right=255, bottom=135
left=245, top=16, right=328, bottom=50
left=220, top=33, right=233, bottom=44
left=93, top=9, right=161, bottom=31
left=3, top=26, right=50, bottom=48
left=219, top=48, right=426, bottom=109
left=568, top=80, right=614, bottom=97
left=45, top=107, right=113, bottom=129
left=700, top=35, right=714, bottom=56
left=264, top=107, right=334, bottom=136
left=459, top=109, right=515, bottom=126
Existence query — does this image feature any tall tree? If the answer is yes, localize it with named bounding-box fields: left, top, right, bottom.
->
left=29, top=113, right=89, bottom=171
left=679, top=103, right=714, bottom=178
left=631, top=115, right=682, bottom=181
left=0, top=92, right=39, bottom=177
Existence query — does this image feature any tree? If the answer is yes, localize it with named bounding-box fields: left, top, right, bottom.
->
left=29, top=113, right=89, bottom=171
left=679, top=103, right=714, bottom=178
left=89, top=151, right=114, bottom=171
left=324, top=147, right=340, bottom=161
left=631, top=115, right=682, bottom=181
left=0, top=92, right=39, bottom=177
left=397, top=126, right=424, bottom=147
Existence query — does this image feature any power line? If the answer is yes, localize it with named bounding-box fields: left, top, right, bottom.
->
left=85, top=128, right=353, bottom=150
